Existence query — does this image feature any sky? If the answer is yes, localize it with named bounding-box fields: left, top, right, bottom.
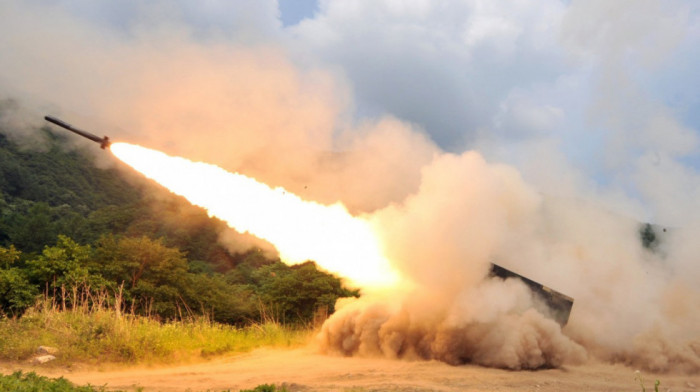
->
left=278, top=0, right=318, bottom=27
left=1, top=0, right=699, bottom=226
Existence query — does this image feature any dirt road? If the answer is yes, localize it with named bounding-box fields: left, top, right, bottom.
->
left=6, top=348, right=700, bottom=391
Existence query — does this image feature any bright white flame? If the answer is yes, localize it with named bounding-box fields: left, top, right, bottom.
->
left=110, top=142, right=399, bottom=288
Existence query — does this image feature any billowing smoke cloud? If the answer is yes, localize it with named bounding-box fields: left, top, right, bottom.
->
left=1, top=0, right=699, bottom=373
left=318, top=149, right=699, bottom=371
left=319, top=152, right=587, bottom=369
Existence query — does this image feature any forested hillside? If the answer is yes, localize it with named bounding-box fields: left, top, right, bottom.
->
left=0, top=125, right=357, bottom=325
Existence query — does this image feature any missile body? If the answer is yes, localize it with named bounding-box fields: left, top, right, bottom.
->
left=44, top=116, right=111, bottom=149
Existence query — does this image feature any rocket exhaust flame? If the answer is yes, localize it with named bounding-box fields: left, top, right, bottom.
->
left=110, top=142, right=400, bottom=288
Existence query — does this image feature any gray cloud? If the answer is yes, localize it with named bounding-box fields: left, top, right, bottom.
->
left=289, top=0, right=568, bottom=149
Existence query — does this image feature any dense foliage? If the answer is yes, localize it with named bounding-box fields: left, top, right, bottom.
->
left=0, top=123, right=357, bottom=324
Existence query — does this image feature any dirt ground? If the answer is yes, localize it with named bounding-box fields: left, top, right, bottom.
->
left=4, top=348, right=699, bottom=392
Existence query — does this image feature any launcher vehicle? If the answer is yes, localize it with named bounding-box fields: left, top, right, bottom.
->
left=489, top=263, right=574, bottom=326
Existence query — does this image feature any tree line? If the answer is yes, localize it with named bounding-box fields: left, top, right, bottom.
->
left=0, top=121, right=357, bottom=324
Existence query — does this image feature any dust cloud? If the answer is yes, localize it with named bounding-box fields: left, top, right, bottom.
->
left=316, top=153, right=589, bottom=370
left=0, top=0, right=698, bottom=373
left=319, top=285, right=587, bottom=370
left=318, top=151, right=698, bottom=372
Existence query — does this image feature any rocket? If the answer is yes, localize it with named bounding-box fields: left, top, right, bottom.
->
left=44, top=116, right=111, bottom=149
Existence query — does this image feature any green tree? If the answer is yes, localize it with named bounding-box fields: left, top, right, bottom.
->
left=0, top=268, right=37, bottom=316
left=6, top=203, right=57, bottom=253
left=93, top=235, right=190, bottom=319
left=0, top=245, right=37, bottom=316
left=0, top=244, right=20, bottom=269
left=179, top=273, right=257, bottom=325
left=94, top=235, right=187, bottom=289
left=640, top=223, right=659, bottom=251
left=25, top=235, right=92, bottom=292
left=253, top=261, right=359, bottom=324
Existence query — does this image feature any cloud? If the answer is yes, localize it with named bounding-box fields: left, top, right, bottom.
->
left=289, top=0, right=567, bottom=149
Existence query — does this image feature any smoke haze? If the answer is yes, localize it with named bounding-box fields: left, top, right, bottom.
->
left=1, top=0, right=699, bottom=372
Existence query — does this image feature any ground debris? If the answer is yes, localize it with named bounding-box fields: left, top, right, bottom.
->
left=37, top=346, right=59, bottom=355
left=31, top=354, right=56, bottom=364
left=279, top=382, right=309, bottom=392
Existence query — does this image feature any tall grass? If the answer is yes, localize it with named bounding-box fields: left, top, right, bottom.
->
left=0, top=288, right=312, bottom=365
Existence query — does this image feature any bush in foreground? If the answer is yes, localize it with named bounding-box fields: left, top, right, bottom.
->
left=0, top=371, right=120, bottom=392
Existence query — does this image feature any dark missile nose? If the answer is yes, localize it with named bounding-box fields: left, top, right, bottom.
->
left=45, top=115, right=72, bottom=129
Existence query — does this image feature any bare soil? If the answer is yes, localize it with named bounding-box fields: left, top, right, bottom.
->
left=3, top=348, right=699, bottom=392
